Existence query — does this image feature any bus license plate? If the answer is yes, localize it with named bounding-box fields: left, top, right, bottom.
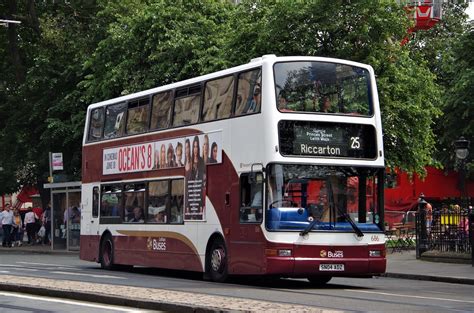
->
left=319, top=264, right=344, bottom=271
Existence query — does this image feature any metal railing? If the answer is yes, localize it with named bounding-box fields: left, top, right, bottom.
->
left=416, top=209, right=472, bottom=257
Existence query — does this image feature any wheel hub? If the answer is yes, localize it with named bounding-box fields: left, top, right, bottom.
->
left=211, top=248, right=225, bottom=272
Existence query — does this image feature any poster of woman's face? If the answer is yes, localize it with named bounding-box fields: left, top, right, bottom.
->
left=153, top=131, right=222, bottom=171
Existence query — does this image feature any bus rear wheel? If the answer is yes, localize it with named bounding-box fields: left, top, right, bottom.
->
left=208, top=239, right=228, bottom=282
left=100, top=234, right=115, bottom=270
left=307, top=276, right=332, bottom=286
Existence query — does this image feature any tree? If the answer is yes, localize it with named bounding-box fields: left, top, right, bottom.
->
left=223, top=0, right=441, bottom=174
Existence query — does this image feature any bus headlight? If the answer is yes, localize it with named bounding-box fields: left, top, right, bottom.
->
left=369, top=250, right=381, bottom=257
left=278, top=249, right=292, bottom=257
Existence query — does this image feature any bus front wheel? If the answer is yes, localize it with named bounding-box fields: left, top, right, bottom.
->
left=307, top=276, right=332, bottom=286
left=208, top=239, right=228, bottom=282
left=100, top=234, right=115, bottom=270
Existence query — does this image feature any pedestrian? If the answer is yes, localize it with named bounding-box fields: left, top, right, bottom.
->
left=42, top=203, right=51, bottom=245
left=11, top=209, right=23, bottom=247
left=425, top=202, right=433, bottom=235
left=1, top=203, right=14, bottom=247
left=24, top=207, right=38, bottom=245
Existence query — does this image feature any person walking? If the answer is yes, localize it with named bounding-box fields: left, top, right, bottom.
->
left=1, top=203, right=14, bottom=247
left=42, top=203, right=52, bottom=245
left=24, top=207, right=38, bottom=245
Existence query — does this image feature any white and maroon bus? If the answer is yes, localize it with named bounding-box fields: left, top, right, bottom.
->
left=80, top=55, right=386, bottom=284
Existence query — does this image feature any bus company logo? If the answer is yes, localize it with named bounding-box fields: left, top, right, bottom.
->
left=147, top=237, right=167, bottom=251
left=320, top=250, right=343, bottom=258
left=328, top=250, right=344, bottom=258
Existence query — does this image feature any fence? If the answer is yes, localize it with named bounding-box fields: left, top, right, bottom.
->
left=416, top=208, right=472, bottom=257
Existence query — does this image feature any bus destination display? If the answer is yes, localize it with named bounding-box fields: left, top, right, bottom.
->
left=279, top=121, right=376, bottom=159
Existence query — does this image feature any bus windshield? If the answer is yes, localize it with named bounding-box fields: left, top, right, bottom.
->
left=274, top=61, right=372, bottom=115
left=265, top=164, right=382, bottom=232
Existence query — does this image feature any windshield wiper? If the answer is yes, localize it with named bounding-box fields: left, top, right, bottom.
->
left=337, top=209, right=364, bottom=237
left=300, top=217, right=319, bottom=236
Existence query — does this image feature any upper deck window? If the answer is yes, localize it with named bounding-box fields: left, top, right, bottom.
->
left=274, top=62, right=372, bottom=116
left=172, top=85, right=201, bottom=127
left=202, top=75, right=234, bottom=121
left=151, top=91, right=173, bottom=130
left=104, top=102, right=127, bottom=139
left=126, top=98, right=150, bottom=135
left=88, top=108, right=104, bottom=141
left=235, top=69, right=262, bottom=116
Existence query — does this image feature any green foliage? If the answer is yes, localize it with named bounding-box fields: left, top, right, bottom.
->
left=0, top=0, right=470, bottom=194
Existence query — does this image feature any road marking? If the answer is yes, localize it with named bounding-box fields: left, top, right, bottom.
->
left=17, top=261, right=75, bottom=268
left=347, top=289, right=474, bottom=304
left=50, top=271, right=126, bottom=279
left=0, top=291, right=151, bottom=312
left=0, top=271, right=10, bottom=274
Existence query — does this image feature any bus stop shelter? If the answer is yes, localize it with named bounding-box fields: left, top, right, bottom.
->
left=43, top=181, right=81, bottom=251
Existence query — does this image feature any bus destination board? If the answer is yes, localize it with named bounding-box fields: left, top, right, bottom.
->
left=279, top=120, right=377, bottom=159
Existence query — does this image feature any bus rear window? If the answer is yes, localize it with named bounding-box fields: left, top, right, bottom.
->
left=88, top=108, right=104, bottom=141
left=274, top=62, right=372, bottom=116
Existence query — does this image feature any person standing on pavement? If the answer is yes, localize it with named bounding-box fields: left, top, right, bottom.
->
left=11, top=209, right=23, bottom=246
left=42, top=203, right=51, bottom=245
left=425, top=202, right=433, bottom=235
left=24, top=207, right=38, bottom=245
left=1, top=203, right=14, bottom=247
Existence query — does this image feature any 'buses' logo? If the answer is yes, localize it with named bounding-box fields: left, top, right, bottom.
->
left=147, top=237, right=167, bottom=251
left=320, top=250, right=344, bottom=258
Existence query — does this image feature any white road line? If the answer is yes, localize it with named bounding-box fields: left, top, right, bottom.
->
left=17, top=261, right=75, bottom=268
left=50, top=271, right=127, bottom=279
left=347, top=289, right=474, bottom=304
left=0, top=291, right=149, bottom=312
left=0, top=271, right=10, bottom=274
left=1, top=264, right=25, bottom=268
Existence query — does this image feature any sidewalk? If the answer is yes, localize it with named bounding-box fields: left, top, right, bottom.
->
left=385, top=250, right=474, bottom=285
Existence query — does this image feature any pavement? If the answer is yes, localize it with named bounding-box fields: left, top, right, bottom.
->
left=0, top=244, right=473, bottom=312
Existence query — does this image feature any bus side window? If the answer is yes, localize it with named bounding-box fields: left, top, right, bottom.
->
left=88, top=108, right=104, bottom=141
left=126, top=98, right=149, bottom=135
left=170, top=179, right=184, bottom=224
left=104, top=102, right=127, bottom=139
left=148, top=180, right=169, bottom=223
left=92, top=187, right=99, bottom=218
left=239, top=172, right=263, bottom=223
left=173, top=95, right=200, bottom=127
left=202, top=75, right=234, bottom=122
left=150, top=91, right=173, bottom=130
left=235, top=69, right=262, bottom=116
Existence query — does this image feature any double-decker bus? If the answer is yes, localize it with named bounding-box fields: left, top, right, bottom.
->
left=80, top=55, right=386, bottom=284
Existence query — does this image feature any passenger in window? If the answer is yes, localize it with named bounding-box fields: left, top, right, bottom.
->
left=175, top=142, right=184, bottom=167
left=320, top=96, right=334, bottom=113
left=128, top=206, right=144, bottom=223
left=246, top=86, right=261, bottom=113
left=160, top=144, right=167, bottom=169
left=277, top=91, right=292, bottom=112
left=153, top=208, right=166, bottom=223
left=202, top=135, right=210, bottom=164
left=209, top=142, right=218, bottom=164
left=167, top=143, right=177, bottom=168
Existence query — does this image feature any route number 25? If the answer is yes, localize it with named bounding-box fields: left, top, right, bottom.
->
left=350, top=137, right=361, bottom=149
